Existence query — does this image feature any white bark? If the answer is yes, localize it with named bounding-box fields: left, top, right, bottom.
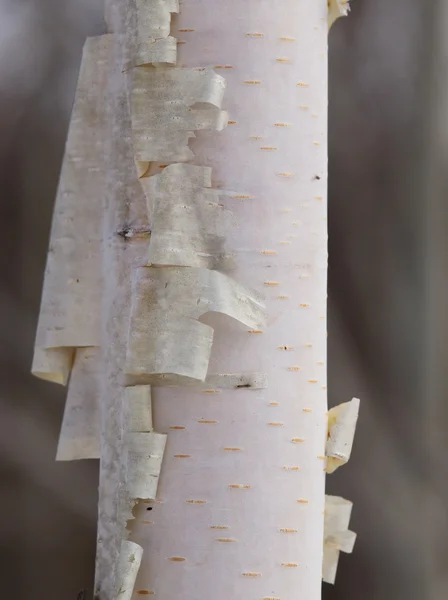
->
left=127, top=2, right=330, bottom=599
left=31, top=1, right=358, bottom=598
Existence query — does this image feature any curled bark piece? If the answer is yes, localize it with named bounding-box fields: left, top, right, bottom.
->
left=121, top=386, right=166, bottom=517
left=326, top=397, right=360, bottom=473
left=123, top=432, right=167, bottom=499
left=56, top=347, right=102, bottom=461
left=130, top=266, right=265, bottom=324
left=141, top=163, right=234, bottom=269
left=328, top=0, right=350, bottom=30
left=126, top=312, right=213, bottom=385
left=126, top=0, right=179, bottom=68
left=32, top=35, right=112, bottom=384
left=116, top=540, right=143, bottom=600
left=125, top=267, right=266, bottom=384
left=31, top=347, right=74, bottom=386
left=130, top=67, right=228, bottom=173
left=323, top=495, right=356, bottom=584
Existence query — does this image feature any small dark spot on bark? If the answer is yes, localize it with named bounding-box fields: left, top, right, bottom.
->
left=146, top=506, right=153, bottom=511
left=313, top=175, right=321, bottom=180
left=117, top=226, right=133, bottom=240
left=236, top=383, right=251, bottom=388
left=76, top=279, right=80, bottom=283
left=117, top=225, right=151, bottom=241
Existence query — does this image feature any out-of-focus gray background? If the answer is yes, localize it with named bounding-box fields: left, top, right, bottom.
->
left=0, top=0, right=446, bottom=598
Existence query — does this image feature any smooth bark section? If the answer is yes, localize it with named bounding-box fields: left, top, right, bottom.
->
left=32, top=36, right=112, bottom=385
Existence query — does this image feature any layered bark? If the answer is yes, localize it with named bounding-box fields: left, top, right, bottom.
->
left=123, top=2, right=329, bottom=599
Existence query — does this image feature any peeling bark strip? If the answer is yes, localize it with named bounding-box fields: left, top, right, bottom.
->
left=96, top=29, right=150, bottom=597
left=32, top=35, right=113, bottom=385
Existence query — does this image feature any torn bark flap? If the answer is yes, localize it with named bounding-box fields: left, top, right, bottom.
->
left=125, top=267, right=266, bottom=384
left=126, top=0, right=179, bottom=68
left=130, top=67, right=228, bottom=169
left=141, top=163, right=235, bottom=270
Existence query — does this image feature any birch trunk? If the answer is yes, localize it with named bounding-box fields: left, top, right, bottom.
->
left=32, top=1, right=356, bottom=599
left=109, top=2, right=328, bottom=597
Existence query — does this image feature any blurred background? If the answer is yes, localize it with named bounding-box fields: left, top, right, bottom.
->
left=0, top=0, right=445, bottom=598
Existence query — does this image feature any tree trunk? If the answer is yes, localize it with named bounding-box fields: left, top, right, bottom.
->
left=32, top=1, right=357, bottom=599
